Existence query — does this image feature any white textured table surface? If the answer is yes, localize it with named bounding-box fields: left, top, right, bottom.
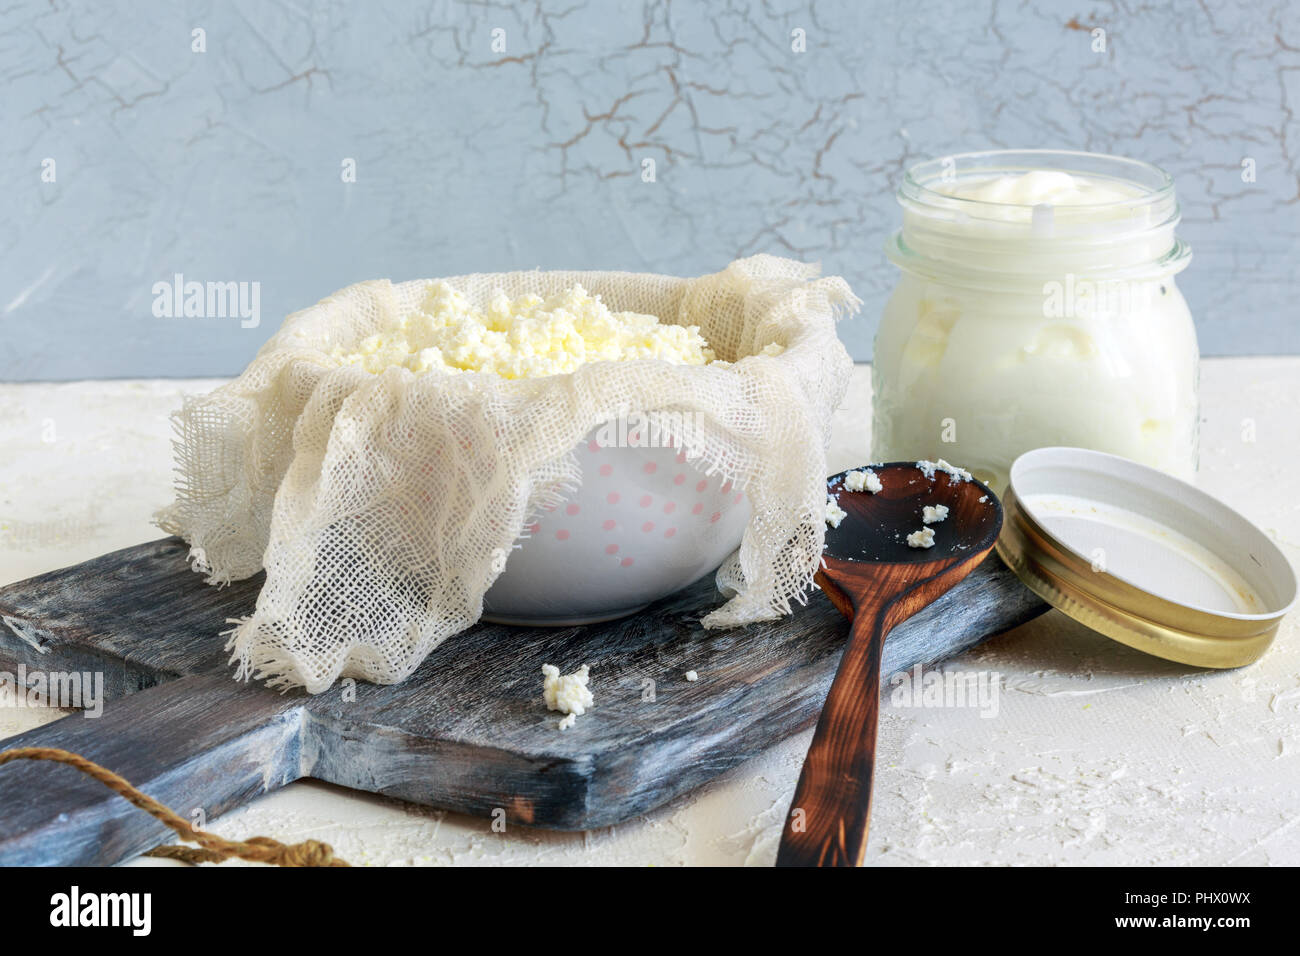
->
left=2, top=358, right=1298, bottom=866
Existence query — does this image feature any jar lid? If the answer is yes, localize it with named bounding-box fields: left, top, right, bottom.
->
left=996, top=447, right=1296, bottom=668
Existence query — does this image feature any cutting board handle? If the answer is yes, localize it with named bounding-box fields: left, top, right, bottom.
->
left=0, top=674, right=305, bottom=866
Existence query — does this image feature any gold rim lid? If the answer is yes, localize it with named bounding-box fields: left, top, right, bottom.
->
left=996, top=447, right=1297, bottom=669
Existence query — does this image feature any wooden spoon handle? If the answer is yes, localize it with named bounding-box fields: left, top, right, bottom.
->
left=775, top=606, right=888, bottom=867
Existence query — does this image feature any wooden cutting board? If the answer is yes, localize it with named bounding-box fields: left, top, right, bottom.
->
left=0, top=537, right=1046, bottom=865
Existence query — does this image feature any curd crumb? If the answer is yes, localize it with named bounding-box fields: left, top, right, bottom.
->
left=825, top=495, right=848, bottom=529
left=922, top=504, right=949, bottom=524
left=844, top=468, right=883, bottom=494
left=916, top=459, right=973, bottom=483
left=685, top=670, right=699, bottom=682
left=907, top=527, right=936, bottom=549
left=542, top=663, right=594, bottom=729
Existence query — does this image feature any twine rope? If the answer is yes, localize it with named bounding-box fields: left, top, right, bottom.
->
left=0, top=746, right=350, bottom=867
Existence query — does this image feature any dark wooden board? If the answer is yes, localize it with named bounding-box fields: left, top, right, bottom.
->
left=0, top=537, right=1046, bottom=865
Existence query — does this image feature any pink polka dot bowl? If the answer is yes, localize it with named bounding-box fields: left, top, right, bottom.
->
left=481, top=427, right=751, bottom=625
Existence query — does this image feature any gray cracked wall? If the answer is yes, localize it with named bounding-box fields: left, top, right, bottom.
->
left=2, top=0, right=1297, bottom=380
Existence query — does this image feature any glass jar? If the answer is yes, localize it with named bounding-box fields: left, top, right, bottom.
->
left=871, top=149, right=1198, bottom=494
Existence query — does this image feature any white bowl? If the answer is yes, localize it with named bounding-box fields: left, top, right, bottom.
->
left=482, top=427, right=751, bottom=625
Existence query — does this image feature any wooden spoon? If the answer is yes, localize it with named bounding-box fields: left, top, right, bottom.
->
left=775, top=462, right=1003, bottom=867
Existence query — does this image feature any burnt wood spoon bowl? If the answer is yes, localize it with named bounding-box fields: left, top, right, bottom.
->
left=775, top=462, right=1003, bottom=867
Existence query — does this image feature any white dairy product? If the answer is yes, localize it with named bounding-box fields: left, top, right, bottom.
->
left=937, top=169, right=1141, bottom=209
left=542, top=663, right=594, bottom=728
left=942, top=460, right=972, bottom=482
left=332, top=282, right=714, bottom=379
left=917, top=459, right=972, bottom=483
left=906, top=527, right=936, bottom=549
left=825, top=495, right=848, bottom=528
left=922, top=504, right=949, bottom=524
left=843, top=468, right=882, bottom=493
left=873, top=151, right=1198, bottom=494
left=685, top=670, right=699, bottom=682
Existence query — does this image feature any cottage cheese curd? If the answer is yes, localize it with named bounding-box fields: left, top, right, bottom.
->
left=873, top=151, right=1198, bottom=494
left=825, top=495, right=848, bottom=528
left=844, top=468, right=883, bottom=493
left=917, top=459, right=972, bottom=483
left=542, top=663, right=594, bottom=730
left=922, top=504, right=949, bottom=524
left=906, top=527, right=936, bottom=549
left=333, top=282, right=714, bottom=379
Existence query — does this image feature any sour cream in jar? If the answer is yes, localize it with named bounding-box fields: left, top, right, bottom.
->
left=871, top=150, right=1198, bottom=494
